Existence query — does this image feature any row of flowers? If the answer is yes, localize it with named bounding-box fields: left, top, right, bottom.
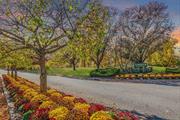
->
left=2, top=75, right=139, bottom=120
left=115, top=73, right=180, bottom=79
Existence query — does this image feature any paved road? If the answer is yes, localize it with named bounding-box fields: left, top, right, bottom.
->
left=0, top=70, right=180, bottom=120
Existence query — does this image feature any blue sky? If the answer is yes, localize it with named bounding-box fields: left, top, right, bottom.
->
left=102, top=0, right=180, bottom=28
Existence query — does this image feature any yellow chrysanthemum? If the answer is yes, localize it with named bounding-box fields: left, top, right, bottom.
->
left=19, top=85, right=29, bottom=91
left=30, top=94, right=48, bottom=103
left=49, top=106, right=69, bottom=120
left=90, top=111, right=113, bottom=120
left=47, top=89, right=57, bottom=95
left=24, top=91, right=38, bottom=100
left=39, top=100, right=57, bottom=110
left=74, top=103, right=90, bottom=113
left=51, top=92, right=63, bottom=98
left=63, top=96, right=75, bottom=102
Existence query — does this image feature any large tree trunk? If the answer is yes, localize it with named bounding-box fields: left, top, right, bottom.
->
left=39, top=56, right=47, bottom=93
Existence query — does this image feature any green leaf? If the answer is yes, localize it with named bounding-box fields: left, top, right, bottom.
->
left=23, top=110, right=34, bottom=120
left=18, top=104, right=24, bottom=111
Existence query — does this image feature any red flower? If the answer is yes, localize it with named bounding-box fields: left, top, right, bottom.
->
left=23, top=103, right=32, bottom=111
left=34, top=108, right=50, bottom=118
left=88, top=104, right=106, bottom=115
left=74, top=97, right=87, bottom=103
left=117, top=111, right=139, bottom=120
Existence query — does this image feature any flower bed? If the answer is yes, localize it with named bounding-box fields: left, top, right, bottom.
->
left=0, top=78, right=10, bottom=120
left=2, top=75, right=139, bottom=120
left=115, top=73, right=180, bottom=79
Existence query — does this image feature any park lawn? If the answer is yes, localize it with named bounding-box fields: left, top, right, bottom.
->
left=151, top=66, right=166, bottom=73
left=47, top=67, right=95, bottom=78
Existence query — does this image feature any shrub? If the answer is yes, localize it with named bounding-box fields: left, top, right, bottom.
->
left=166, top=68, right=180, bottom=73
left=90, top=68, right=120, bottom=77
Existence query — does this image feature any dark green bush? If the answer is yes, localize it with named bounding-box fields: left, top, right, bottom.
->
left=166, top=68, right=180, bottom=73
left=90, top=68, right=120, bottom=77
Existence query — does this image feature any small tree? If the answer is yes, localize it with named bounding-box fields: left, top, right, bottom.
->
left=0, top=0, right=89, bottom=93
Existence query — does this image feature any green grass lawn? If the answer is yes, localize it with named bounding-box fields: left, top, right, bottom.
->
left=47, top=67, right=95, bottom=78
left=27, top=66, right=178, bottom=78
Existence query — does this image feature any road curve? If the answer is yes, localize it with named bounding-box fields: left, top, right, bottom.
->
left=0, top=70, right=180, bottom=120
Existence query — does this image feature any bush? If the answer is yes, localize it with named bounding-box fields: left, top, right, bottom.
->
left=90, top=68, right=120, bottom=77
left=166, top=68, right=180, bottom=73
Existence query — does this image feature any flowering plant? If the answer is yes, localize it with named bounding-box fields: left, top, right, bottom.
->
left=117, top=111, right=139, bottom=120
left=14, top=98, right=28, bottom=110
left=65, top=109, right=89, bottom=120
left=90, top=111, right=113, bottom=120
left=74, top=103, right=90, bottom=113
left=50, top=93, right=63, bottom=102
left=88, top=104, right=106, bottom=115
left=63, top=96, right=75, bottom=102
left=47, top=89, right=57, bottom=95
left=30, top=108, right=50, bottom=120
left=49, top=106, right=69, bottom=120
left=39, top=101, right=57, bottom=110
left=74, top=97, right=87, bottom=103
left=23, top=103, right=33, bottom=112
left=24, top=91, right=38, bottom=100
left=30, top=94, right=49, bottom=104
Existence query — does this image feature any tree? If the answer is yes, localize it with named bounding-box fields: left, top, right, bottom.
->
left=147, top=39, right=177, bottom=67
left=0, top=0, right=89, bottom=93
left=77, top=2, right=117, bottom=69
left=115, top=1, right=173, bottom=64
left=51, top=39, right=80, bottom=71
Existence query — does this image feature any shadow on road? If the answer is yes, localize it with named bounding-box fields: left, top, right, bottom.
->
left=131, top=110, right=168, bottom=120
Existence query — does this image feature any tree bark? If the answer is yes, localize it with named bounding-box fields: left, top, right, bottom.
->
left=96, top=62, right=100, bottom=69
left=11, top=66, right=14, bottom=77
left=72, top=63, right=76, bottom=71
left=7, top=66, right=10, bottom=75
left=39, top=55, right=47, bottom=93
left=14, top=66, right=17, bottom=80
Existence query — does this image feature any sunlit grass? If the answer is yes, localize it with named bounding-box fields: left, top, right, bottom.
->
left=47, top=67, right=95, bottom=78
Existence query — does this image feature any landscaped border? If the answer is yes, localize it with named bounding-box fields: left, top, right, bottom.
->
left=115, top=73, right=180, bottom=79
left=0, top=78, right=10, bottom=120
left=2, top=75, right=139, bottom=120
